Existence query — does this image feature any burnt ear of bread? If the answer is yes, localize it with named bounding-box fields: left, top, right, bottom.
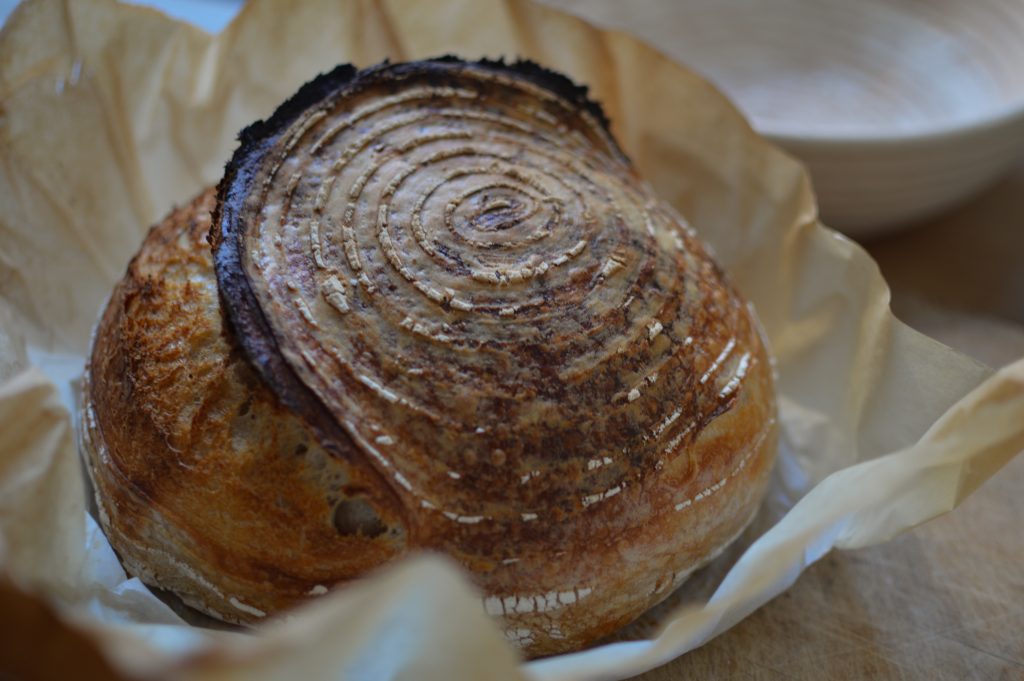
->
left=82, top=58, right=777, bottom=657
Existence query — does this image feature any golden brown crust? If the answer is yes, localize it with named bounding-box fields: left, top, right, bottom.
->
left=83, top=189, right=407, bottom=623
left=85, top=58, right=777, bottom=657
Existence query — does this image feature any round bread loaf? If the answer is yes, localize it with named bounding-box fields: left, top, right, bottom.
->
left=82, top=58, right=777, bottom=656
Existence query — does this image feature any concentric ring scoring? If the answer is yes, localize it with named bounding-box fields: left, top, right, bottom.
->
left=214, top=59, right=776, bottom=654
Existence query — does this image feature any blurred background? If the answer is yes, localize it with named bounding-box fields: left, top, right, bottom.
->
left=0, top=0, right=244, bottom=32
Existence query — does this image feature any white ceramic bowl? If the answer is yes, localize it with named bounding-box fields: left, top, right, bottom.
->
left=550, top=0, right=1024, bottom=237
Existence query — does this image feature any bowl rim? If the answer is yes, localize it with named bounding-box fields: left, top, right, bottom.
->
left=762, top=96, right=1024, bottom=150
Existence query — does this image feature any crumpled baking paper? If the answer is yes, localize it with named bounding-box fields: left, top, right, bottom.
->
left=0, top=0, right=1021, bottom=679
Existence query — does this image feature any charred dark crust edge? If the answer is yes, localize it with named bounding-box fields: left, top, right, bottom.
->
left=211, top=57, right=625, bottom=465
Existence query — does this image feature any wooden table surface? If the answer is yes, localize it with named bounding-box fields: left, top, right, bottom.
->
left=626, top=164, right=1024, bottom=681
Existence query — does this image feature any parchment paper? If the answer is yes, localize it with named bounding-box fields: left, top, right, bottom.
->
left=0, top=0, right=1021, bottom=679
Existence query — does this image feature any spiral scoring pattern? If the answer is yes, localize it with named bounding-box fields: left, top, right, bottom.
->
left=218, top=60, right=757, bottom=532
